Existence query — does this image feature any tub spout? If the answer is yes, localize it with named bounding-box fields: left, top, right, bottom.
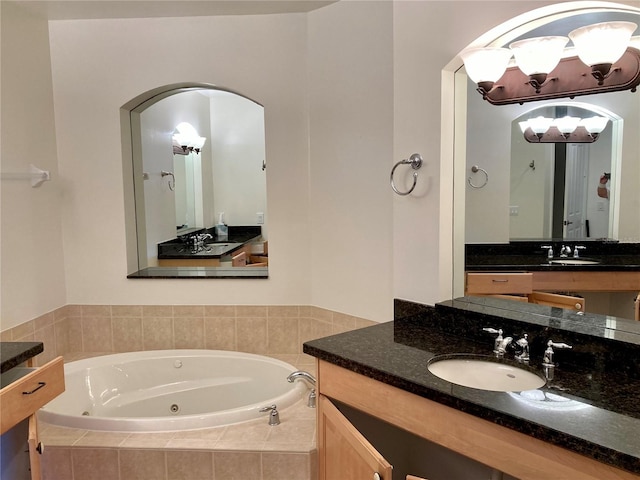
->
left=286, top=370, right=316, bottom=386
left=287, top=371, right=317, bottom=409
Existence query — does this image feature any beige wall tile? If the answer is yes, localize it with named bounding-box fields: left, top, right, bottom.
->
left=112, top=305, right=143, bottom=317
left=205, top=305, right=236, bottom=317
left=298, top=318, right=333, bottom=351
left=34, top=324, right=57, bottom=365
left=0, top=329, right=12, bottom=341
left=204, top=317, right=236, bottom=350
left=55, top=317, right=83, bottom=355
left=34, top=312, right=55, bottom=331
left=174, top=317, right=205, bottom=349
left=267, top=317, right=299, bottom=354
left=236, top=305, right=267, bottom=317
left=121, top=433, right=173, bottom=448
left=236, top=317, right=268, bottom=354
left=41, top=447, right=72, bottom=480
left=268, top=305, right=300, bottom=317
left=40, top=424, right=87, bottom=446
left=307, top=306, right=333, bottom=323
left=262, top=452, right=311, bottom=480
left=82, top=316, right=113, bottom=352
left=214, top=451, right=261, bottom=480
left=81, top=305, right=111, bottom=317
left=113, top=317, right=143, bottom=352
left=119, top=449, right=166, bottom=480
left=332, top=312, right=357, bottom=334
left=10, top=319, right=34, bottom=340
left=74, top=431, right=129, bottom=447
left=142, top=305, right=173, bottom=317
left=173, top=305, right=205, bottom=317
left=167, top=450, right=213, bottom=479
left=72, top=448, right=119, bottom=480
left=142, top=317, right=174, bottom=350
left=355, top=318, right=377, bottom=328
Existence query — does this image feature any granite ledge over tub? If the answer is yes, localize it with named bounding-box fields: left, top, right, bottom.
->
left=303, top=298, right=640, bottom=476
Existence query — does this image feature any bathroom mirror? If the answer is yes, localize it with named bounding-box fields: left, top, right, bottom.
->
left=122, top=84, right=268, bottom=278
left=451, top=7, right=640, bottom=317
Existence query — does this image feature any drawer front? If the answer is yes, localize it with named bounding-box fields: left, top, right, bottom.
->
left=466, top=273, right=533, bottom=295
left=1, top=356, right=65, bottom=434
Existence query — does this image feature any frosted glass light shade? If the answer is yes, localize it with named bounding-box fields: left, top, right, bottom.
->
left=580, top=116, right=609, bottom=134
left=568, top=21, right=637, bottom=66
left=173, top=122, right=206, bottom=149
left=528, top=116, right=553, bottom=135
left=460, top=47, right=512, bottom=83
left=518, top=120, right=530, bottom=133
left=509, top=36, right=569, bottom=75
left=553, top=116, right=581, bottom=135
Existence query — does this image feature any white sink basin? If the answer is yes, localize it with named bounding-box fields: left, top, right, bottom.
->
left=428, top=355, right=546, bottom=392
left=548, top=258, right=599, bottom=265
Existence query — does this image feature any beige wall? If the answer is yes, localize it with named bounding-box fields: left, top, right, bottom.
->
left=1, top=2, right=67, bottom=328
left=3, top=1, right=638, bottom=332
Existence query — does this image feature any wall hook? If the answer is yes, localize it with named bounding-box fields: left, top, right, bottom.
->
left=390, top=153, right=423, bottom=196
left=1, top=164, right=51, bottom=188
left=161, top=170, right=175, bottom=191
left=467, top=165, right=489, bottom=189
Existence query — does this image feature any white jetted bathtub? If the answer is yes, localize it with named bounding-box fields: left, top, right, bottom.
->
left=39, top=350, right=307, bottom=432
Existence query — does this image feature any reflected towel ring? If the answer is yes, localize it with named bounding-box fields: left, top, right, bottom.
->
left=468, top=165, right=488, bottom=189
left=161, top=170, right=175, bottom=191
left=390, top=153, right=423, bottom=196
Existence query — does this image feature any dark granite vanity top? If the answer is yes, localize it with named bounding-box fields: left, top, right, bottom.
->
left=304, top=298, right=640, bottom=475
left=0, top=342, right=43, bottom=373
left=466, top=240, right=640, bottom=271
left=157, top=226, right=262, bottom=260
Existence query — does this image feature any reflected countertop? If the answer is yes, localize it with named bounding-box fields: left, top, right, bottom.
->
left=304, top=299, right=640, bottom=475
left=0, top=342, right=43, bottom=374
left=466, top=240, right=640, bottom=271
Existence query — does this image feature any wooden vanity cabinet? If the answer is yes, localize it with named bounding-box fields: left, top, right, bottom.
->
left=316, top=359, right=638, bottom=480
left=1, top=356, right=65, bottom=480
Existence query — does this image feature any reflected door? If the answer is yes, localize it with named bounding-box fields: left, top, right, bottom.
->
left=564, top=144, right=589, bottom=238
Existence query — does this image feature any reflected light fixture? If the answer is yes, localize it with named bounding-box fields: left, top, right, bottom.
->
left=462, top=21, right=640, bottom=105
left=172, top=122, right=207, bottom=154
left=519, top=115, right=609, bottom=143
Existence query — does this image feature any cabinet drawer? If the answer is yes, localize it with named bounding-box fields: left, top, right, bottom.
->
left=0, top=356, right=65, bottom=434
left=466, top=273, right=533, bottom=295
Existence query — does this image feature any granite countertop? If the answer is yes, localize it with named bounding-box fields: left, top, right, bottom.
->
left=128, top=266, right=268, bottom=279
left=465, top=240, right=640, bottom=272
left=303, top=299, right=640, bottom=475
left=0, top=342, right=43, bottom=374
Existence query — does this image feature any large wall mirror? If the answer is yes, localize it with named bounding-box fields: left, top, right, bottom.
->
left=452, top=6, right=640, bottom=318
left=122, top=84, right=268, bottom=278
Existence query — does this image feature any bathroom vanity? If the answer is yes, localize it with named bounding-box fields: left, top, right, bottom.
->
left=464, top=241, right=640, bottom=315
left=0, top=343, right=65, bottom=480
left=304, top=298, right=640, bottom=480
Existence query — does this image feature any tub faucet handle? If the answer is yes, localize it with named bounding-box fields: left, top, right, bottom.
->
left=259, top=404, right=280, bottom=426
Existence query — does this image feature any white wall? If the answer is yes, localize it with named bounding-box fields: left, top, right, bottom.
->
left=0, top=3, right=67, bottom=330
left=48, top=13, right=312, bottom=307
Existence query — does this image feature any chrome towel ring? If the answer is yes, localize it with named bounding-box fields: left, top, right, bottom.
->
left=390, top=153, right=423, bottom=196
left=467, top=165, right=488, bottom=189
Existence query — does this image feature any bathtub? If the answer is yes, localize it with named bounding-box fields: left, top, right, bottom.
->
left=39, top=350, right=308, bottom=432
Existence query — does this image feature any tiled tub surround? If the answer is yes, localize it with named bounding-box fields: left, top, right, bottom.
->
left=2, top=305, right=374, bottom=480
left=304, top=298, right=640, bottom=477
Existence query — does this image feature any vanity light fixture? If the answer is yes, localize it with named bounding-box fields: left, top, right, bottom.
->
left=462, top=21, right=640, bottom=105
left=172, top=122, right=206, bottom=155
left=519, top=115, right=609, bottom=143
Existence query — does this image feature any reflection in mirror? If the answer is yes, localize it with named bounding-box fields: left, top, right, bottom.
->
left=453, top=8, right=640, bottom=320
left=125, top=85, right=268, bottom=278
left=508, top=103, right=618, bottom=240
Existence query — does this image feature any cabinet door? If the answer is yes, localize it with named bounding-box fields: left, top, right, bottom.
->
left=28, top=414, right=42, bottom=480
left=318, top=394, right=392, bottom=480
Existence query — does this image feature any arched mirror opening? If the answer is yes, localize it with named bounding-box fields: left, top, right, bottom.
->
left=124, top=85, right=268, bottom=279
left=452, top=5, right=640, bottom=321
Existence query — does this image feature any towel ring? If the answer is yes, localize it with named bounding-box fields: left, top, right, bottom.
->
left=161, top=170, right=175, bottom=191
left=390, top=153, right=423, bottom=196
left=467, top=165, right=488, bottom=189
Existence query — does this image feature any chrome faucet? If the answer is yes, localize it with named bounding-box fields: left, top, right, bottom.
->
left=483, top=328, right=511, bottom=357
left=573, top=245, right=586, bottom=258
left=287, top=371, right=317, bottom=408
left=560, top=245, right=572, bottom=257
left=542, top=340, right=572, bottom=381
left=514, top=333, right=529, bottom=363
left=541, top=245, right=554, bottom=259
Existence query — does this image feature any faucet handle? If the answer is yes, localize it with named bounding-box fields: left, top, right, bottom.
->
left=541, top=245, right=554, bottom=258
left=259, top=404, right=280, bottom=426
left=543, top=340, right=572, bottom=367
left=573, top=245, right=586, bottom=258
